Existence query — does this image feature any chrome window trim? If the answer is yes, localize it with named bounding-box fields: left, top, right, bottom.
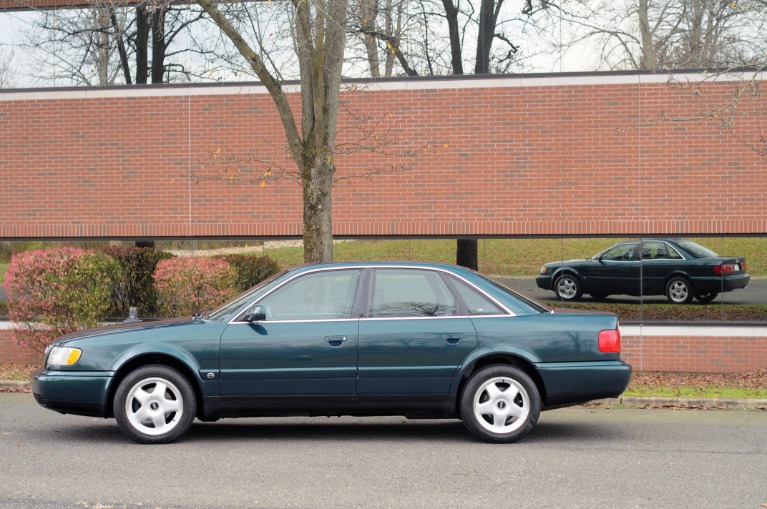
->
left=230, top=318, right=360, bottom=325
left=661, top=241, right=687, bottom=260
left=228, top=264, right=515, bottom=324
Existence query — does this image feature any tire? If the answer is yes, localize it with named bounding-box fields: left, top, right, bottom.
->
left=114, top=365, right=196, bottom=444
left=666, top=277, right=694, bottom=304
left=460, top=365, right=541, bottom=444
left=554, top=274, right=582, bottom=301
left=695, top=291, right=719, bottom=303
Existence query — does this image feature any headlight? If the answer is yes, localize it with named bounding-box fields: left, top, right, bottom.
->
left=539, top=266, right=548, bottom=274
left=47, top=346, right=82, bottom=368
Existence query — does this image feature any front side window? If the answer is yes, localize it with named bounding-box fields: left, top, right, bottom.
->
left=258, top=269, right=361, bottom=321
left=370, top=269, right=457, bottom=318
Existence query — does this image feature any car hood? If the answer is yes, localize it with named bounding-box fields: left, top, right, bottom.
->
left=51, top=317, right=197, bottom=347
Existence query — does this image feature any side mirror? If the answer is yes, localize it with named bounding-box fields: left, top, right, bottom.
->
left=242, top=305, right=267, bottom=322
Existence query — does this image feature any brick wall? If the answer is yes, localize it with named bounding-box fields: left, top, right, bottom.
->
left=0, top=328, right=41, bottom=364
left=2, top=322, right=764, bottom=373
left=1, top=72, right=766, bottom=241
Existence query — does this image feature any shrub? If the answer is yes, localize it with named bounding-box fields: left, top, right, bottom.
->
left=214, top=254, right=281, bottom=292
left=154, top=257, right=238, bottom=317
left=99, top=246, right=174, bottom=318
left=3, top=248, right=121, bottom=353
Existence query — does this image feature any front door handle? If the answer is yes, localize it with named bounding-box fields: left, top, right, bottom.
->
left=443, top=334, right=462, bottom=345
left=325, top=335, right=348, bottom=347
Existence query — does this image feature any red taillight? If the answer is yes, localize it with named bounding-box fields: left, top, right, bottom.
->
left=714, top=263, right=737, bottom=275
left=598, top=329, right=621, bottom=353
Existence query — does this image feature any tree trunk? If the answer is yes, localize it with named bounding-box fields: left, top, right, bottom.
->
left=151, top=6, right=167, bottom=83
left=441, top=0, right=464, bottom=74
left=638, top=0, right=657, bottom=69
left=135, top=6, right=149, bottom=84
left=302, top=161, right=334, bottom=263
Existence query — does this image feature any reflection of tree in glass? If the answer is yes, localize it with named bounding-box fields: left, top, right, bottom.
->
left=372, top=301, right=452, bottom=318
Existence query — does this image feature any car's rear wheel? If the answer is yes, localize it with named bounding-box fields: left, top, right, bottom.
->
left=666, top=277, right=694, bottom=304
left=460, top=365, right=540, bottom=444
left=554, top=274, right=582, bottom=301
left=114, top=365, right=196, bottom=444
left=695, top=291, right=719, bottom=303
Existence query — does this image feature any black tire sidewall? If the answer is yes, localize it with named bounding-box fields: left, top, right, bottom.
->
left=460, top=365, right=541, bottom=444
left=695, top=291, right=719, bottom=303
left=113, top=365, right=197, bottom=444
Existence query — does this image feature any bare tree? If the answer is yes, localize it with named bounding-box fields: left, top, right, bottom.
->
left=196, top=0, right=348, bottom=263
left=0, top=48, right=15, bottom=88
left=550, top=0, right=767, bottom=71
left=9, top=1, right=208, bottom=86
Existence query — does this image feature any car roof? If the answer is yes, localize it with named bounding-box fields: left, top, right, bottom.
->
left=286, top=261, right=475, bottom=275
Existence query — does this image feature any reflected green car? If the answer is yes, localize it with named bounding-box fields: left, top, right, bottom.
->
left=33, top=262, right=631, bottom=444
left=536, top=239, right=750, bottom=304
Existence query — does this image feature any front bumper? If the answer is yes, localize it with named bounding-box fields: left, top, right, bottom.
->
left=536, top=275, right=554, bottom=290
left=32, top=368, right=113, bottom=417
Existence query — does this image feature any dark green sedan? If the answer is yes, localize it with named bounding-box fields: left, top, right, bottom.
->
left=536, top=239, right=750, bottom=304
left=33, top=262, right=631, bottom=444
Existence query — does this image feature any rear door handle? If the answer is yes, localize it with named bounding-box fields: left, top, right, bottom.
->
left=325, top=335, right=348, bottom=347
left=443, top=334, right=462, bottom=345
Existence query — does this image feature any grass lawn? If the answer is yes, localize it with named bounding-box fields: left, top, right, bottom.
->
left=259, top=237, right=767, bottom=277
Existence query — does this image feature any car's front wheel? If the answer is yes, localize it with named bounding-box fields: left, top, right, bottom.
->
left=554, top=274, right=583, bottom=301
left=114, top=365, right=196, bottom=444
left=460, top=365, right=541, bottom=444
left=666, top=277, right=694, bottom=304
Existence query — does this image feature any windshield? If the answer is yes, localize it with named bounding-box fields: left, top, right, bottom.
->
left=676, top=240, right=718, bottom=259
left=205, top=270, right=291, bottom=321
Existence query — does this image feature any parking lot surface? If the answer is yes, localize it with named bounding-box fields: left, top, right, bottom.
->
left=1, top=393, right=766, bottom=508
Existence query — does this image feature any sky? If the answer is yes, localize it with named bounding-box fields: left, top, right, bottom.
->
left=0, top=7, right=598, bottom=89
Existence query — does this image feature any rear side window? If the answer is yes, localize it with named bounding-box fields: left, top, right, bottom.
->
left=370, top=269, right=456, bottom=318
left=448, top=276, right=505, bottom=316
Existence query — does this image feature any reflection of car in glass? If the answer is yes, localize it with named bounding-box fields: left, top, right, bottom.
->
left=536, top=239, right=750, bottom=304
left=32, top=262, right=631, bottom=445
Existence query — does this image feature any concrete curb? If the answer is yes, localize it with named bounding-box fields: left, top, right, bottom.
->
left=0, top=380, right=30, bottom=391
left=595, top=396, right=767, bottom=410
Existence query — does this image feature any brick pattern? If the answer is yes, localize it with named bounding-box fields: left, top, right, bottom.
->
left=2, top=325, right=764, bottom=373
left=0, top=329, right=41, bottom=364
left=1, top=74, right=766, bottom=240
left=622, top=334, right=767, bottom=373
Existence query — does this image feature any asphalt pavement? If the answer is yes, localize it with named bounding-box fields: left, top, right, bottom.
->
left=1, top=393, right=766, bottom=508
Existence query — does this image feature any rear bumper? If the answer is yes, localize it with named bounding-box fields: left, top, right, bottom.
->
left=536, top=360, right=632, bottom=409
left=693, top=273, right=750, bottom=293
left=31, top=368, right=112, bottom=417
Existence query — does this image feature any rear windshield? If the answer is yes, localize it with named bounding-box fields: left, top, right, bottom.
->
left=677, top=240, right=718, bottom=259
